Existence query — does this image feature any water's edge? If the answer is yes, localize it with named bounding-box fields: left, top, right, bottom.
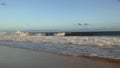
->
left=0, top=40, right=120, bottom=63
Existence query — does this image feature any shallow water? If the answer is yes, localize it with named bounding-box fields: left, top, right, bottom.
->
left=0, top=46, right=120, bottom=68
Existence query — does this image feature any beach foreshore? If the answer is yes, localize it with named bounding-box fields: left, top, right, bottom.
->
left=0, top=32, right=120, bottom=62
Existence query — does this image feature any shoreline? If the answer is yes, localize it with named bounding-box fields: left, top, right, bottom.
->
left=0, top=40, right=120, bottom=63
left=58, top=52, right=120, bottom=63
left=0, top=43, right=120, bottom=63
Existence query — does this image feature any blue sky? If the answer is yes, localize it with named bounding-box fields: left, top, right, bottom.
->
left=0, top=0, right=120, bottom=32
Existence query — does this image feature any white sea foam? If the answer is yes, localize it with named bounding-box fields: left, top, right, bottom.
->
left=0, top=31, right=120, bottom=59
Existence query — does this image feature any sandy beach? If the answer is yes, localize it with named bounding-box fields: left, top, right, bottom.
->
left=1, top=46, right=120, bottom=68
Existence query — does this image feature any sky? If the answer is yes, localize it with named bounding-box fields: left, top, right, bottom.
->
left=0, top=0, right=120, bottom=32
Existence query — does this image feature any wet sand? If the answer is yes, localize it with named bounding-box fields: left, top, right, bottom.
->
left=0, top=46, right=120, bottom=68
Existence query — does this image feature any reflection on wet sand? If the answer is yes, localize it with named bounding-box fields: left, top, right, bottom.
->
left=0, top=46, right=120, bottom=68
